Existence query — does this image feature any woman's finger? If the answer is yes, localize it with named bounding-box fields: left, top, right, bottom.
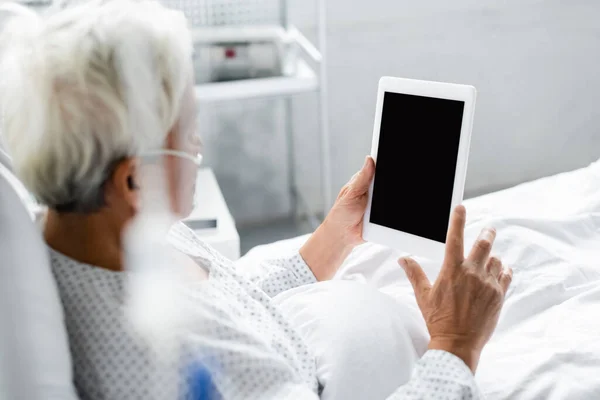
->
left=399, top=257, right=432, bottom=306
left=499, top=267, right=513, bottom=294
left=349, top=156, right=375, bottom=194
left=443, top=205, right=466, bottom=267
left=486, top=256, right=502, bottom=278
left=468, top=227, right=496, bottom=268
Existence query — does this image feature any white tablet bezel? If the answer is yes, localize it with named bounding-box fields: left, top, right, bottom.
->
left=362, top=76, right=477, bottom=261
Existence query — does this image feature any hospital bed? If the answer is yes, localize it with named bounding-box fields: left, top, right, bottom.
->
left=2, top=156, right=600, bottom=399
left=239, top=159, right=600, bottom=399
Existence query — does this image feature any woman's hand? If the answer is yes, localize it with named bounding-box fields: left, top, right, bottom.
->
left=300, top=156, right=375, bottom=281
left=399, top=205, right=513, bottom=373
left=324, top=156, right=375, bottom=247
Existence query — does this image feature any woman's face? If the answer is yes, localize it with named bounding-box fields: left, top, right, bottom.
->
left=164, top=83, right=201, bottom=218
left=109, top=83, right=200, bottom=222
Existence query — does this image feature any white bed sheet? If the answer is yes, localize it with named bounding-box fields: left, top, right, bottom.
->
left=239, top=159, right=600, bottom=399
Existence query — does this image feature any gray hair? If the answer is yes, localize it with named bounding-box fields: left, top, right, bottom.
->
left=0, top=0, right=193, bottom=212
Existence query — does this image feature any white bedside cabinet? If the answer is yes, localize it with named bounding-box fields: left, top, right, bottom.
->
left=184, top=168, right=241, bottom=261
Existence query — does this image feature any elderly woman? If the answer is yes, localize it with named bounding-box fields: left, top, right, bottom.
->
left=0, top=1, right=512, bottom=399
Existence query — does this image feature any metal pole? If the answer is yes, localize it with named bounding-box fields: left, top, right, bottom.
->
left=280, top=0, right=297, bottom=220
left=280, top=0, right=288, bottom=28
left=285, top=97, right=298, bottom=219
left=317, top=0, right=333, bottom=214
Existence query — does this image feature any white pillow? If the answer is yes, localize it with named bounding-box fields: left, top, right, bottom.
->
left=0, top=163, right=78, bottom=400
left=273, top=280, right=429, bottom=400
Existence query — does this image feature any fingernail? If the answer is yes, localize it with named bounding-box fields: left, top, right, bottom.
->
left=398, top=258, right=407, bottom=269
left=363, top=156, right=369, bottom=168
left=479, top=227, right=495, bottom=241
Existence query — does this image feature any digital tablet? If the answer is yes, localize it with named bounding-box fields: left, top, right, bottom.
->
left=362, top=77, right=476, bottom=261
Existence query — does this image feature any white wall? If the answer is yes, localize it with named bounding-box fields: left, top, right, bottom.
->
left=205, top=0, right=600, bottom=225
left=297, top=0, right=600, bottom=195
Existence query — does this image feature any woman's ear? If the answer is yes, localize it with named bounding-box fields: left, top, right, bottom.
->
left=106, top=158, right=138, bottom=214
left=127, top=175, right=139, bottom=190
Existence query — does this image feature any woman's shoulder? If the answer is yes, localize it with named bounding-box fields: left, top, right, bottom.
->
left=168, top=223, right=257, bottom=294
left=48, top=247, right=108, bottom=276
left=167, top=222, right=233, bottom=269
left=48, top=247, right=124, bottom=299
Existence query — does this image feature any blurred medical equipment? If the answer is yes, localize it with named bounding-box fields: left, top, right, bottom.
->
left=184, top=218, right=218, bottom=230
left=185, top=168, right=241, bottom=260
left=193, top=26, right=291, bottom=83
left=163, top=0, right=333, bottom=228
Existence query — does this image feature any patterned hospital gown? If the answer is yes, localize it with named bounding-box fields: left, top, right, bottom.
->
left=50, top=222, right=481, bottom=400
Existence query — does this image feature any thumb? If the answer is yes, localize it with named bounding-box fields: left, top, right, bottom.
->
left=350, top=156, right=375, bottom=193
left=399, top=257, right=431, bottom=300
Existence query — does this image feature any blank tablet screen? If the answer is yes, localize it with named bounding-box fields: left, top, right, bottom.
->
left=369, top=92, right=465, bottom=243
